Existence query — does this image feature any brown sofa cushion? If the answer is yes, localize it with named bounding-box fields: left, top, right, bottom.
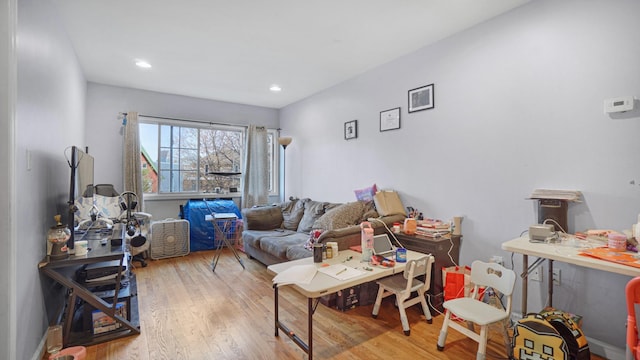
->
left=242, top=206, right=284, bottom=230
left=297, top=199, right=328, bottom=233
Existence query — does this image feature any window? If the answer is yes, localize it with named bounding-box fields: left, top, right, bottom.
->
left=139, top=117, right=278, bottom=196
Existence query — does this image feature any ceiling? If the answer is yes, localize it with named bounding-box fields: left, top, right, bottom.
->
left=51, top=0, right=530, bottom=109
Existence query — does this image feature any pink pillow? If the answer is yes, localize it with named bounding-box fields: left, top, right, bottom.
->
left=354, top=184, right=377, bottom=202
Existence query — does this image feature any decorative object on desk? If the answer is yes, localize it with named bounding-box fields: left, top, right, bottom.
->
left=452, top=216, right=462, bottom=236
left=408, top=83, right=434, bottom=113
left=360, top=221, right=374, bottom=262
left=608, top=232, right=627, bottom=251
left=380, top=107, right=401, bottom=131
left=403, top=218, right=417, bottom=235
left=278, top=136, right=293, bottom=202
left=344, top=120, right=357, bottom=140
left=75, top=240, right=88, bottom=256
left=304, top=229, right=324, bottom=250
left=48, top=215, right=70, bottom=260
left=46, top=324, right=63, bottom=355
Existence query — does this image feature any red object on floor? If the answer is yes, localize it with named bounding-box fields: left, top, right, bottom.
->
left=626, top=277, right=640, bottom=360
left=49, top=346, right=86, bottom=360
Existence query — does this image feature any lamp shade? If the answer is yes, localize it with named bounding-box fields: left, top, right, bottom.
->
left=278, top=136, right=293, bottom=148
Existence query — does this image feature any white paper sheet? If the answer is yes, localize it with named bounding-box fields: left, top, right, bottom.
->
left=272, top=264, right=317, bottom=285
left=317, top=264, right=363, bottom=281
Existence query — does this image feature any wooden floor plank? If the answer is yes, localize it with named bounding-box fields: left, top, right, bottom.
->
left=68, top=249, right=605, bottom=360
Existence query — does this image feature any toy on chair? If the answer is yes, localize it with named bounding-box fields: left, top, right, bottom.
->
left=627, top=277, right=640, bottom=360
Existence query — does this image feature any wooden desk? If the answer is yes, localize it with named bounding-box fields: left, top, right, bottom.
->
left=39, top=232, right=140, bottom=346
left=502, top=236, right=640, bottom=316
left=392, top=233, right=461, bottom=312
left=267, top=249, right=427, bottom=360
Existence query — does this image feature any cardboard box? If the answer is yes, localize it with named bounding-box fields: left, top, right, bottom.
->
left=358, top=281, right=379, bottom=306
left=337, top=286, right=360, bottom=311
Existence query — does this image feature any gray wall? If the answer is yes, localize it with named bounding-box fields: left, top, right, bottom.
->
left=84, top=83, right=280, bottom=220
left=0, top=1, right=16, bottom=359
left=280, top=0, right=640, bottom=356
left=14, top=0, right=87, bottom=359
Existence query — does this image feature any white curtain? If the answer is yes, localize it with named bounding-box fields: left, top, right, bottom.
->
left=122, top=111, right=144, bottom=211
left=242, top=125, right=269, bottom=208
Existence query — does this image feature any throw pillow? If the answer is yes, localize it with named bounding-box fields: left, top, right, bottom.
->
left=297, top=199, right=328, bottom=233
left=354, top=184, right=378, bottom=202
left=281, top=199, right=305, bottom=230
left=313, top=201, right=367, bottom=231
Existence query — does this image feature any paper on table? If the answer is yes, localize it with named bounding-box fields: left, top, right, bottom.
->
left=317, top=264, right=363, bottom=281
left=272, top=264, right=317, bottom=285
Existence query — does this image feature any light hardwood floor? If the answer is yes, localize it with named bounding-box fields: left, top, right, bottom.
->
left=77, top=249, right=605, bottom=360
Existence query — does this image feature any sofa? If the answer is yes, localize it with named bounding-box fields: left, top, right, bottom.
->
left=241, top=198, right=406, bottom=266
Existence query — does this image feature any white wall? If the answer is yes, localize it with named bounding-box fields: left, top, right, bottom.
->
left=0, top=1, right=16, bottom=359
left=15, top=0, right=87, bottom=359
left=84, top=83, right=280, bottom=220
left=280, top=0, right=640, bottom=355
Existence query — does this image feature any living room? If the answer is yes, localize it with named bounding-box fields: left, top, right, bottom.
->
left=3, top=0, right=640, bottom=359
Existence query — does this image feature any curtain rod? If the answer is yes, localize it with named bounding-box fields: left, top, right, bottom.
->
left=120, top=112, right=249, bottom=129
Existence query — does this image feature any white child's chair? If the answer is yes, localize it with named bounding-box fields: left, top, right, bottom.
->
left=371, top=255, right=435, bottom=335
left=437, top=260, right=516, bottom=360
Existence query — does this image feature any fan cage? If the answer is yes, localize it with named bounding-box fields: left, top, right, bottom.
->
left=150, top=219, right=190, bottom=259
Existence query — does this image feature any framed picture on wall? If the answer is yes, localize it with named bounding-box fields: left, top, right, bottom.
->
left=408, top=84, right=434, bottom=113
left=380, top=107, right=401, bottom=132
left=344, top=120, right=357, bottom=140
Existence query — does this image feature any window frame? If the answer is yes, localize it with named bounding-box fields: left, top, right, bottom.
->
left=139, top=116, right=279, bottom=201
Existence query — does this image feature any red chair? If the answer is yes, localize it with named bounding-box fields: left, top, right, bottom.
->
left=626, top=277, right=640, bottom=360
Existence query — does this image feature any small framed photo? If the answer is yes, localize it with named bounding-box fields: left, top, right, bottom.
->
left=380, top=107, right=401, bottom=132
left=344, top=120, right=358, bottom=140
left=408, top=84, right=434, bottom=113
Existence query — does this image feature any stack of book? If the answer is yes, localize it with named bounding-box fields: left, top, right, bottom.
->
left=415, top=219, right=451, bottom=237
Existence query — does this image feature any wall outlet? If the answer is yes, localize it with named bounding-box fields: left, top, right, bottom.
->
left=530, top=266, right=542, bottom=282
left=552, top=268, right=561, bottom=286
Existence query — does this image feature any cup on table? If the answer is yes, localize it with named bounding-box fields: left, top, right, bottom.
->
left=313, top=244, right=323, bottom=263
left=74, top=240, right=88, bottom=256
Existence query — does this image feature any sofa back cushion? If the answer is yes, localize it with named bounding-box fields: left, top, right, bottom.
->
left=297, top=199, right=329, bottom=233
left=242, top=205, right=284, bottom=230
left=313, top=201, right=367, bottom=231
left=280, top=199, right=305, bottom=231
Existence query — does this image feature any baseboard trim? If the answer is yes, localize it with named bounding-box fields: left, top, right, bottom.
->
left=31, top=334, right=46, bottom=360
left=586, top=337, right=625, bottom=360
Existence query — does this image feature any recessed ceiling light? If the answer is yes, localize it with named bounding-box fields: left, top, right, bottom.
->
left=269, top=85, right=282, bottom=92
left=135, top=60, right=152, bottom=69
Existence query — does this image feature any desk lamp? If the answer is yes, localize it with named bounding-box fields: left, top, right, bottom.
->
left=48, top=215, right=70, bottom=260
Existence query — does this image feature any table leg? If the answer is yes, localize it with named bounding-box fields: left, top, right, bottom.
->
left=308, top=297, right=313, bottom=360
left=522, top=254, right=528, bottom=317
left=273, top=284, right=312, bottom=358
left=548, top=259, right=553, bottom=307
left=63, top=290, right=77, bottom=347
left=274, top=284, right=279, bottom=337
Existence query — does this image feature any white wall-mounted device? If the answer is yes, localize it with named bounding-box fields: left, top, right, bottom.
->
left=604, top=96, right=634, bottom=114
